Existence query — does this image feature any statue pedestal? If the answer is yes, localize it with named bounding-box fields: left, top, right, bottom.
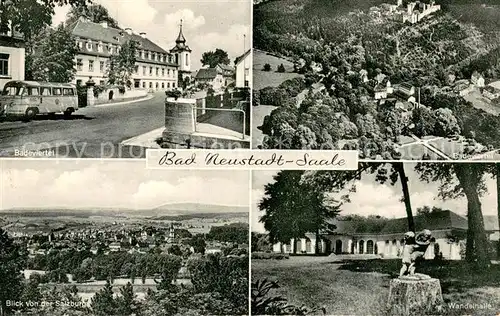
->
left=387, top=275, right=443, bottom=316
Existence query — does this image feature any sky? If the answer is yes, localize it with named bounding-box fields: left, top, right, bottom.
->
left=251, top=164, right=499, bottom=233
left=0, top=160, right=250, bottom=210
left=52, top=0, right=251, bottom=70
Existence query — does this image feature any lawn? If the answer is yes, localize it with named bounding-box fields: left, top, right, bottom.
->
left=427, top=138, right=467, bottom=160
left=252, top=257, right=500, bottom=316
left=464, top=91, right=500, bottom=116
left=397, top=143, right=442, bottom=160
left=253, top=49, right=303, bottom=91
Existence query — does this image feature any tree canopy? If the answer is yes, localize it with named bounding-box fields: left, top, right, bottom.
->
left=66, top=4, right=119, bottom=28
left=200, top=48, right=230, bottom=68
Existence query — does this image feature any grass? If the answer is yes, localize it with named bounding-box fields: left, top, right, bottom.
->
left=253, top=49, right=303, bottom=91
left=252, top=257, right=500, bottom=316
left=397, top=143, right=442, bottom=160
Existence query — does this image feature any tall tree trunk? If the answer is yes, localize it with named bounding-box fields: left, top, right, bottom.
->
left=394, top=162, right=415, bottom=232
left=497, top=164, right=500, bottom=260
left=293, top=238, right=297, bottom=254
left=315, top=230, right=320, bottom=255
left=455, top=164, right=490, bottom=268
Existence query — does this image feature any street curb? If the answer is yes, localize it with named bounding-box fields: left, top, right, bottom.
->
left=94, top=94, right=155, bottom=107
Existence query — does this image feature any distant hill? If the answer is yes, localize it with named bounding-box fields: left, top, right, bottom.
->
left=0, top=203, right=248, bottom=219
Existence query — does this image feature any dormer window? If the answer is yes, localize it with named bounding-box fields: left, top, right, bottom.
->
left=141, top=50, right=144, bottom=58
left=86, top=41, right=92, bottom=51
left=108, top=45, right=113, bottom=54
left=98, top=42, right=103, bottom=52
left=152, top=53, right=156, bottom=61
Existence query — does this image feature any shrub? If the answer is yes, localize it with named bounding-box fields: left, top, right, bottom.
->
left=263, top=63, right=272, bottom=71
left=277, top=63, right=286, bottom=73
left=166, top=89, right=182, bottom=100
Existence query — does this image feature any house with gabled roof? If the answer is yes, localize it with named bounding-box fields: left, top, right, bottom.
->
left=235, top=49, right=251, bottom=89
left=195, top=68, right=224, bottom=91
left=271, top=210, right=498, bottom=261
left=69, top=17, right=180, bottom=91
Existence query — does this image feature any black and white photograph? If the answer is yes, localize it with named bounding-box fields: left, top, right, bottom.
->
left=0, top=0, right=251, bottom=158
left=0, top=160, right=250, bottom=316
left=251, top=163, right=500, bottom=315
left=253, top=0, right=500, bottom=161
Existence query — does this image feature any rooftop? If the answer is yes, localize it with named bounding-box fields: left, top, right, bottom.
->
left=196, top=68, right=219, bottom=80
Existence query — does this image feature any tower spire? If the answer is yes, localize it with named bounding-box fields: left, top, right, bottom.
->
left=176, top=19, right=186, bottom=44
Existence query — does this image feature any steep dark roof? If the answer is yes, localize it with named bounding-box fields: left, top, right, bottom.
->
left=71, top=18, right=168, bottom=54
left=196, top=68, right=219, bottom=80
left=235, top=49, right=251, bottom=65
left=170, top=24, right=191, bottom=53
left=329, top=210, right=468, bottom=235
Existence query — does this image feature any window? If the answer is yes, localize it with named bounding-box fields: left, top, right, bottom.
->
left=108, top=45, right=113, bottom=54
left=28, top=87, right=39, bottom=96
left=172, top=82, right=176, bottom=88
left=98, top=42, right=103, bottom=52
left=142, top=66, right=146, bottom=75
left=149, top=82, right=152, bottom=88
left=0, top=53, right=9, bottom=76
left=152, top=53, right=156, bottom=61
left=63, top=88, right=75, bottom=96
left=156, top=67, right=159, bottom=76
left=135, top=65, right=139, bottom=74
left=167, top=69, right=170, bottom=77
left=156, top=82, right=159, bottom=89
left=86, top=41, right=92, bottom=51
left=141, top=50, right=144, bottom=58
left=185, top=53, right=189, bottom=66
left=145, top=51, right=149, bottom=59
left=162, top=68, right=165, bottom=77
left=41, top=87, right=51, bottom=96
left=167, top=82, right=170, bottom=88
left=77, top=58, right=83, bottom=71
left=53, top=88, right=62, bottom=95
left=244, top=80, right=249, bottom=87
left=142, top=82, right=145, bottom=88
left=149, top=67, right=152, bottom=76
left=88, top=60, right=94, bottom=72
left=161, top=82, right=165, bottom=89
left=100, top=61, right=105, bottom=72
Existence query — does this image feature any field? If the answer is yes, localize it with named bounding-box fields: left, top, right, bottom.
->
left=253, top=49, right=303, bottom=91
left=252, top=256, right=500, bottom=316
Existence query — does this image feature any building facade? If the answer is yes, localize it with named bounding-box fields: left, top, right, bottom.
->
left=271, top=210, right=499, bottom=261
left=235, top=49, right=251, bottom=89
left=195, top=68, right=225, bottom=91
left=0, top=28, right=25, bottom=90
left=70, top=18, right=179, bottom=91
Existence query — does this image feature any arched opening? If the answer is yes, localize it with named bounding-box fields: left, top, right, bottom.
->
left=295, top=239, right=302, bottom=253
left=108, top=90, right=114, bottom=100
left=305, top=238, right=312, bottom=253
left=359, top=240, right=365, bottom=254
left=385, top=240, right=390, bottom=256
left=367, top=240, right=374, bottom=254
left=335, top=240, right=342, bottom=254
left=392, top=239, right=397, bottom=257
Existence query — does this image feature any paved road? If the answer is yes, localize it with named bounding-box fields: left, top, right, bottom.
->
left=0, top=93, right=166, bottom=158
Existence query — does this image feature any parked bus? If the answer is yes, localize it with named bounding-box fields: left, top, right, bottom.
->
left=0, top=81, right=78, bottom=121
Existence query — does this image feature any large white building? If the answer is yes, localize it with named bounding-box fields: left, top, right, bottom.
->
left=272, top=210, right=499, bottom=261
left=70, top=18, right=182, bottom=91
left=235, top=49, right=251, bottom=89
left=0, top=28, right=25, bottom=90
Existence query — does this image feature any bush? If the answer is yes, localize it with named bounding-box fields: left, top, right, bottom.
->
left=263, top=63, right=271, bottom=71
left=251, top=252, right=289, bottom=260
left=277, top=63, right=286, bottom=73
left=165, top=89, right=182, bottom=100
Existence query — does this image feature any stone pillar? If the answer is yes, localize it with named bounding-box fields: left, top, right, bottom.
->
left=387, top=277, right=444, bottom=315
left=310, top=238, right=317, bottom=254
left=162, top=98, right=196, bottom=148
left=86, top=77, right=96, bottom=107
left=347, top=240, right=352, bottom=254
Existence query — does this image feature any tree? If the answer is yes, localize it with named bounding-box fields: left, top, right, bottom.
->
left=91, top=279, right=117, bottom=316
left=25, top=24, right=79, bottom=83
left=433, top=108, right=460, bottom=137
left=189, top=235, right=206, bottom=254
left=116, top=282, right=136, bottom=315
left=0, top=228, right=25, bottom=316
left=416, top=163, right=491, bottom=268
left=263, top=63, right=271, bottom=71
left=168, top=245, right=183, bottom=256
left=66, top=4, right=119, bottom=28
left=277, top=64, right=286, bottom=73
left=107, top=40, right=139, bottom=87
left=259, top=171, right=339, bottom=254
left=200, top=48, right=230, bottom=68
left=0, top=0, right=89, bottom=41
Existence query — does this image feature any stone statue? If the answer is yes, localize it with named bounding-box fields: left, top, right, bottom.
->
left=399, top=229, right=432, bottom=279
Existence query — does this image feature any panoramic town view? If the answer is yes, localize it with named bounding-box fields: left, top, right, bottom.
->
left=0, top=161, right=250, bottom=315
left=253, top=0, right=500, bottom=160
left=0, top=0, right=251, bottom=158
left=251, top=163, right=500, bottom=315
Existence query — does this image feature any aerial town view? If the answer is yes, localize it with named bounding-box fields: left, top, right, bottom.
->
left=253, top=0, right=500, bottom=160
left=0, top=160, right=250, bottom=316
left=0, top=0, right=251, bottom=158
